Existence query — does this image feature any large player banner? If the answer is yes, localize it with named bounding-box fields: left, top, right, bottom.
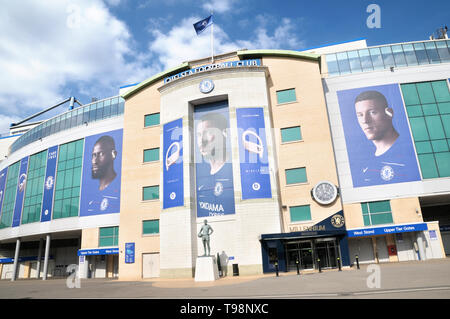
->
left=12, top=156, right=29, bottom=227
left=236, top=107, right=272, bottom=199
left=194, top=101, right=235, bottom=217
left=80, top=129, right=123, bottom=216
left=163, top=118, right=184, bottom=209
left=0, top=167, right=8, bottom=217
left=41, top=145, right=58, bottom=222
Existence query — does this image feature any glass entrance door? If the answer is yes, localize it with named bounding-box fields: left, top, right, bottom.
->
left=314, top=238, right=338, bottom=269
left=286, top=240, right=314, bottom=271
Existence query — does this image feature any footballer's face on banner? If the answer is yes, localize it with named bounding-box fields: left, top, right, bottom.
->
left=355, top=99, right=394, bottom=142
left=196, top=120, right=225, bottom=161
left=91, top=142, right=114, bottom=179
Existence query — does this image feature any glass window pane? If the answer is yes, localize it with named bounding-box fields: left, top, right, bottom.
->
left=361, top=203, right=369, bottom=214
left=286, top=167, right=307, bottom=184
left=426, top=116, right=445, bottom=139
left=416, top=82, right=436, bottom=104
left=406, top=105, right=423, bottom=117
left=358, top=49, right=373, bottom=71
left=401, top=83, right=420, bottom=106
left=425, top=42, right=440, bottom=64
left=281, top=126, right=302, bottom=142
left=435, top=41, right=450, bottom=62
left=415, top=141, right=432, bottom=154
left=326, top=54, right=339, bottom=75
left=336, top=52, right=351, bottom=74
left=418, top=154, right=439, bottom=179
left=143, top=220, right=159, bottom=234
left=380, top=46, right=395, bottom=67
left=442, top=115, right=450, bottom=138
left=145, top=113, right=160, bottom=127
left=144, top=148, right=160, bottom=162
left=371, top=213, right=393, bottom=225
left=369, top=200, right=391, bottom=213
left=431, top=81, right=450, bottom=102
left=435, top=152, right=450, bottom=177
left=392, top=45, right=406, bottom=66
left=403, top=44, right=418, bottom=66
left=413, top=42, right=429, bottom=64
left=347, top=50, right=362, bottom=73
left=409, top=117, right=429, bottom=141
left=276, top=89, right=297, bottom=104
left=422, top=103, right=439, bottom=116
left=363, top=214, right=371, bottom=226
left=290, top=205, right=311, bottom=222
left=369, top=47, right=384, bottom=69
left=431, top=140, right=449, bottom=153
left=143, top=186, right=159, bottom=200
left=100, top=227, right=114, bottom=236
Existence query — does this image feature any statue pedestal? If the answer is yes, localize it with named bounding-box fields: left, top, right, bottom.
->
left=194, top=256, right=219, bottom=282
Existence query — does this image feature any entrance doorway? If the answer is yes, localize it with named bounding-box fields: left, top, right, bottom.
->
left=315, top=238, right=338, bottom=269
left=286, top=241, right=314, bottom=271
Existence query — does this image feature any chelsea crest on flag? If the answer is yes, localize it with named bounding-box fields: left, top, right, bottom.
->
left=193, top=15, right=213, bottom=35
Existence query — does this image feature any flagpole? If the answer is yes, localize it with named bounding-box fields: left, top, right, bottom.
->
left=211, top=11, right=214, bottom=64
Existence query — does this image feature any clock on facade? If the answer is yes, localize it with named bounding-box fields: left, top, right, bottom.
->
left=199, top=79, right=214, bottom=94
left=311, top=181, right=338, bottom=205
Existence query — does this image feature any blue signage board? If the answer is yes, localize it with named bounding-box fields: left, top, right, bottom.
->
left=347, top=223, right=428, bottom=238
left=0, top=167, right=8, bottom=218
left=163, top=118, right=184, bottom=209
left=164, top=59, right=261, bottom=83
left=236, top=108, right=272, bottom=200
left=41, top=146, right=58, bottom=222
left=77, top=248, right=119, bottom=256
left=125, top=242, right=135, bottom=264
left=80, top=129, right=123, bottom=216
left=194, top=101, right=235, bottom=217
left=12, top=156, right=29, bottom=227
left=337, top=84, right=421, bottom=188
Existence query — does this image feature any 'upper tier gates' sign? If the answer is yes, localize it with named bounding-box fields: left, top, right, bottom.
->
left=164, top=59, right=261, bottom=84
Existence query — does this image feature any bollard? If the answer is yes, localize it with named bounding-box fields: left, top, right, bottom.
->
left=296, top=259, right=300, bottom=275
left=355, top=255, right=360, bottom=269
left=337, top=257, right=342, bottom=271
left=275, top=261, right=279, bottom=277
left=317, top=258, right=322, bottom=273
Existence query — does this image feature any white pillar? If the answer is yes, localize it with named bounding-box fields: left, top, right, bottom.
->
left=11, top=238, right=21, bottom=281
left=42, top=234, right=51, bottom=280
left=417, top=233, right=426, bottom=261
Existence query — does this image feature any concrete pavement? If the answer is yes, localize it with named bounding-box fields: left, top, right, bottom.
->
left=1, top=258, right=450, bottom=299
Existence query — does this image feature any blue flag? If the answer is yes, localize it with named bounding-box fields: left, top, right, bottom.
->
left=193, top=15, right=213, bottom=35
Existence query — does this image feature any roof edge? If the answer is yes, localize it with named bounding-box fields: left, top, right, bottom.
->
left=237, top=49, right=320, bottom=61
left=121, top=62, right=190, bottom=99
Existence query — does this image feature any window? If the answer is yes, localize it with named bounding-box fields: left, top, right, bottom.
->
left=290, top=205, right=311, bottom=222
left=361, top=200, right=393, bottom=226
left=53, top=139, right=83, bottom=219
left=143, top=185, right=159, bottom=201
left=0, top=162, right=20, bottom=229
left=143, top=220, right=159, bottom=235
left=144, top=148, right=159, bottom=163
left=22, top=150, right=47, bottom=224
left=401, top=80, right=450, bottom=179
left=276, top=89, right=296, bottom=104
left=99, top=226, right=119, bottom=247
left=144, top=113, right=160, bottom=127
left=285, top=167, right=307, bottom=184
left=281, top=126, right=302, bottom=143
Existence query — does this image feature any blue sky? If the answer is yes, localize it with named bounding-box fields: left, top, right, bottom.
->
left=0, top=0, right=448, bottom=133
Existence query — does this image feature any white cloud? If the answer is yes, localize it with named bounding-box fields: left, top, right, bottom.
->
left=202, top=0, right=237, bottom=14
left=0, top=0, right=156, bottom=121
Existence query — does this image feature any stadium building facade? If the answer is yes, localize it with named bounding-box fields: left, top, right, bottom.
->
left=0, top=37, right=449, bottom=281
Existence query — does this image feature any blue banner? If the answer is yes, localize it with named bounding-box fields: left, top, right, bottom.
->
left=347, top=223, right=428, bottom=237
left=194, top=101, right=235, bottom=217
left=125, top=243, right=135, bottom=263
left=80, top=129, right=123, bottom=216
left=12, top=156, right=29, bottom=227
left=337, top=84, right=421, bottom=187
left=0, top=167, right=8, bottom=218
left=163, top=118, right=184, bottom=209
left=41, top=146, right=58, bottom=222
left=77, top=248, right=119, bottom=256
left=236, top=108, right=272, bottom=200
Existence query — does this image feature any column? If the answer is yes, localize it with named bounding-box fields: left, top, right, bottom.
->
left=42, top=234, right=51, bottom=280
left=11, top=238, right=21, bottom=281
left=36, top=238, right=43, bottom=279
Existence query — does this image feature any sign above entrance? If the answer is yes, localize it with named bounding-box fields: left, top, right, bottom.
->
left=163, top=59, right=261, bottom=84
left=77, top=248, right=119, bottom=256
left=347, top=223, right=428, bottom=238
